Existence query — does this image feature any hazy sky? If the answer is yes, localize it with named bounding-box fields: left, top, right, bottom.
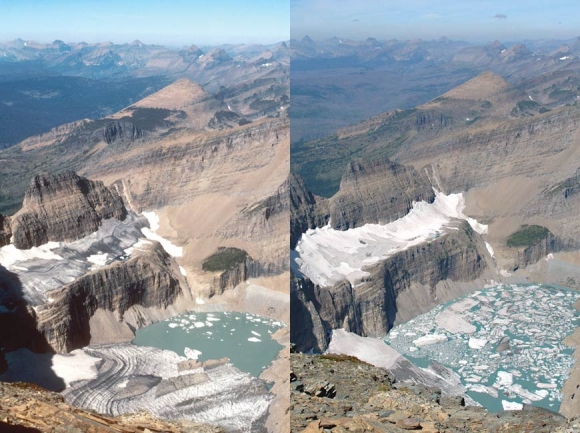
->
left=292, top=0, right=580, bottom=43
left=0, top=0, right=289, bottom=46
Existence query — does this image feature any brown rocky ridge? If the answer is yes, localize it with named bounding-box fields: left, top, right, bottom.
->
left=291, top=352, right=579, bottom=433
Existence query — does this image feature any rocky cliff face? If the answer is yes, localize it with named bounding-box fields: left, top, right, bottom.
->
left=0, top=214, right=10, bottom=247
left=291, top=353, right=574, bottom=433
left=290, top=173, right=329, bottom=248
left=11, top=171, right=127, bottom=249
left=98, top=120, right=145, bottom=144
left=36, top=241, right=182, bottom=353
left=329, top=159, right=435, bottom=230
left=291, top=222, right=488, bottom=353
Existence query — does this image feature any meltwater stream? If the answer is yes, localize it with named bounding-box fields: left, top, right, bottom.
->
left=132, top=311, right=284, bottom=378
left=385, top=284, right=580, bottom=412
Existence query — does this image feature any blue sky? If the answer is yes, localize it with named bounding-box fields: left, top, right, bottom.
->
left=292, top=0, right=580, bottom=43
left=0, top=0, right=289, bottom=46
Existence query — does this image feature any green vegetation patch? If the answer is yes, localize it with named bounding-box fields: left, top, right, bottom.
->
left=119, top=107, right=185, bottom=131
left=515, top=100, right=539, bottom=110
left=202, top=247, right=249, bottom=272
left=549, top=89, right=575, bottom=100
left=506, top=224, right=551, bottom=248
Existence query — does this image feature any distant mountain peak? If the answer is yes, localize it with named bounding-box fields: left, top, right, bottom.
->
left=301, top=35, right=315, bottom=46
left=438, top=71, right=509, bottom=100
left=131, top=39, right=144, bottom=47
left=130, top=78, right=208, bottom=110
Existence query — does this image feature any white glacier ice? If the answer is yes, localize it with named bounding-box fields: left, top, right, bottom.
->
left=293, top=190, right=487, bottom=286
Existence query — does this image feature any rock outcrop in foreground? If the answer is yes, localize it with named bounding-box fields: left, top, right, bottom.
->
left=291, top=353, right=576, bottom=433
left=0, top=381, right=223, bottom=433
left=11, top=170, right=127, bottom=249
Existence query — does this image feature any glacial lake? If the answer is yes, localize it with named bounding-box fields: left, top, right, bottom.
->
left=132, top=311, right=284, bottom=378
left=385, top=284, right=580, bottom=412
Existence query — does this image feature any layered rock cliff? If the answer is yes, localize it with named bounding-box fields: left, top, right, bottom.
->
left=0, top=214, right=10, bottom=247
left=36, top=240, right=183, bottom=353
left=291, top=221, right=489, bottom=353
left=98, top=120, right=146, bottom=144
left=11, top=171, right=127, bottom=249
left=290, top=173, right=329, bottom=248
left=329, top=159, right=434, bottom=230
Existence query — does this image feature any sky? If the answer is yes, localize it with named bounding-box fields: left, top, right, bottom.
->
left=292, top=0, right=580, bottom=43
left=0, top=0, right=289, bottom=46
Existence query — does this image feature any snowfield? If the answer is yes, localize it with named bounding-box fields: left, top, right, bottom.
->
left=293, top=190, right=487, bottom=287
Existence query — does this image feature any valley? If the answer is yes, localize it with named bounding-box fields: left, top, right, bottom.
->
left=290, top=34, right=580, bottom=430
left=0, top=38, right=289, bottom=433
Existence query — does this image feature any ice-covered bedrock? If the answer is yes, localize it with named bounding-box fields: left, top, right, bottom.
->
left=60, top=344, right=272, bottom=433
left=0, top=242, right=63, bottom=269
left=0, top=213, right=150, bottom=305
left=141, top=211, right=183, bottom=257
left=293, top=190, right=488, bottom=287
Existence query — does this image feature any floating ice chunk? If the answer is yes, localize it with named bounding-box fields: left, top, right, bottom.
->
left=251, top=331, right=261, bottom=337
left=468, top=338, right=487, bottom=349
left=412, top=334, right=447, bottom=346
left=248, top=337, right=261, bottom=342
left=435, top=309, right=476, bottom=334
left=509, top=384, right=543, bottom=401
left=194, top=322, right=205, bottom=328
left=467, top=384, right=498, bottom=398
left=495, top=371, right=513, bottom=387
left=168, top=323, right=179, bottom=328
left=537, top=383, right=557, bottom=389
left=502, top=401, right=523, bottom=410
left=206, top=317, right=221, bottom=322
left=184, top=347, right=202, bottom=360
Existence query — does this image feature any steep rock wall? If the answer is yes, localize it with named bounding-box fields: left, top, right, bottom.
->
left=36, top=241, right=183, bottom=353
left=291, top=222, right=488, bottom=352
left=329, top=159, right=435, bottom=230
left=11, top=171, right=127, bottom=249
left=0, top=214, right=11, bottom=247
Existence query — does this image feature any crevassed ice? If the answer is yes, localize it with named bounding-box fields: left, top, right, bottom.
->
left=293, top=190, right=487, bottom=287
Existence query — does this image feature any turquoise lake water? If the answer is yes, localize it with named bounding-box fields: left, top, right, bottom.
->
left=385, top=284, right=580, bottom=412
left=132, top=311, right=284, bottom=378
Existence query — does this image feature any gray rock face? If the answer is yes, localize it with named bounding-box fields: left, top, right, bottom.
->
left=0, top=214, right=11, bottom=247
left=36, top=241, right=182, bottom=353
left=99, top=121, right=145, bottom=144
left=289, top=173, right=329, bottom=248
left=329, top=159, right=435, bottom=230
left=11, top=171, right=127, bottom=249
left=291, top=222, right=488, bottom=352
